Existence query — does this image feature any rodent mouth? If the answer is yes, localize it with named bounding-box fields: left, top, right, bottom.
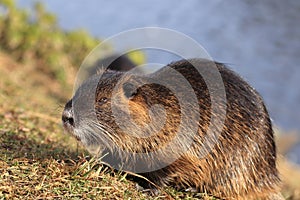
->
left=62, top=122, right=78, bottom=139
left=74, top=134, right=81, bottom=141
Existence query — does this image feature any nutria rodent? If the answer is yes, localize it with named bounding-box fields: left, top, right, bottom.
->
left=62, top=58, right=283, bottom=199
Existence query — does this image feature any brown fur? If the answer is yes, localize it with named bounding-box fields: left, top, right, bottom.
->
left=62, top=58, right=283, bottom=199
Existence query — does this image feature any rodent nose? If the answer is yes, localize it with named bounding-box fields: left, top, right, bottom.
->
left=62, top=100, right=74, bottom=127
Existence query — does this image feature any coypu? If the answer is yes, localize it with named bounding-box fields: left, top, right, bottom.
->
left=62, top=58, right=283, bottom=199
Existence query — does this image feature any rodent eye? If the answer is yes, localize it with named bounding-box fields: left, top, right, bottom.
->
left=99, top=97, right=108, bottom=104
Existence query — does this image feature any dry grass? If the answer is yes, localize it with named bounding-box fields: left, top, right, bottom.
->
left=276, top=131, right=300, bottom=200
left=0, top=51, right=299, bottom=199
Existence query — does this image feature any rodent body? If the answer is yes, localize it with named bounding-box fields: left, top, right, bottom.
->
left=62, top=58, right=282, bottom=199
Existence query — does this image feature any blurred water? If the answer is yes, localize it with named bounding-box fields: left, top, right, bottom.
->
left=17, top=0, right=300, bottom=132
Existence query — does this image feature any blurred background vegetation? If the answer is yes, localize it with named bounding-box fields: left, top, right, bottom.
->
left=0, top=0, right=146, bottom=86
left=0, top=0, right=101, bottom=87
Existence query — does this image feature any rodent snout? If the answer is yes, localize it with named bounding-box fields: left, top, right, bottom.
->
left=62, top=99, right=74, bottom=129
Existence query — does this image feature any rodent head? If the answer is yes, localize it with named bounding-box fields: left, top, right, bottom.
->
left=62, top=70, right=181, bottom=156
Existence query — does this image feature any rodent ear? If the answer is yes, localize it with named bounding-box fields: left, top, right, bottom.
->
left=122, top=82, right=138, bottom=99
